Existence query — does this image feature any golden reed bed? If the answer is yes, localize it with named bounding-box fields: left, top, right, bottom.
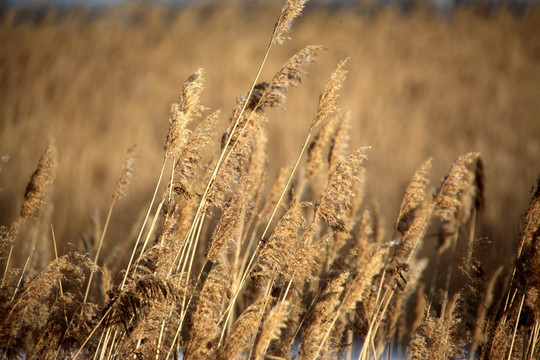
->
left=1, top=1, right=540, bottom=359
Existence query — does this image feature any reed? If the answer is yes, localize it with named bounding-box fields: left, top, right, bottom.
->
left=1, top=1, right=539, bottom=359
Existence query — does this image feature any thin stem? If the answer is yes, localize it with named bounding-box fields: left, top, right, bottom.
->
left=121, top=160, right=167, bottom=290
left=11, top=245, right=35, bottom=302
left=83, top=200, right=116, bottom=304
left=50, top=224, right=63, bottom=296
left=73, top=307, right=113, bottom=360
left=508, top=293, right=525, bottom=360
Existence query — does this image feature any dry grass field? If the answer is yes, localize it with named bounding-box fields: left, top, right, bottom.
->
left=1, top=1, right=540, bottom=359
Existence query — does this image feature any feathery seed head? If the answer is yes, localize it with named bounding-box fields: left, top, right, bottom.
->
left=257, top=194, right=305, bottom=276
left=434, top=152, right=480, bottom=224
left=113, top=144, right=136, bottom=201
left=521, top=177, right=540, bottom=249
left=21, top=144, right=57, bottom=219
left=271, top=0, right=309, bottom=46
left=185, top=261, right=231, bottom=360
left=396, top=158, right=432, bottom=236
left=318, top=147, right=368, bottom=232
left=173, top=110, right=219, bottom=198
left=306, top=115, right=340, bottom=179
left=260, top=45, right=322, bottom=109
left=254, top=301, right=290, bottom=360
left=328, top=111, right=351, bottom=171
left=165, top=68, right=207, bottom=160
left=311, top=58, right=349, bottom=130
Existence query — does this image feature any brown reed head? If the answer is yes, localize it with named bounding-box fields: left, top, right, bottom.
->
left=20, top=144, right=57, bottom=219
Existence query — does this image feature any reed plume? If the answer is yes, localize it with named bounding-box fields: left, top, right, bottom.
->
left=434, top=152, right=482, bottom=232
left=206, top=175, right=251, bottom=262
left=0, top=253, right=95, bottom=356
left=317, top=147, right=368, bottom=232
left=395, top=158, right=432, bottom=236
left=173, top=110, right=219, bottom=199
left=328, top=111, right=351, bottom=172
left=165, top=68, right=206, bottom=160
left=299, top=271, right=349, bottom=360
left=260, top=45, right=322, bottom=110
left=255, top=193, right=305, bottom=282
left=253, top=300, right=290, bottom=360
left=20, top=144, right=57, bottom=219
left=217, top=295, right=269, bottom=360
left=306, top=115, right=340, bottom=179
left=311, top=58, right=349, bottom=130
left=408, top=294, right=466, bottom=360
left=271, top=0, right=309, bottom=46
left=185, top=261, right=231, bottom=360
left=521, top=177, right=540, bottom=251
